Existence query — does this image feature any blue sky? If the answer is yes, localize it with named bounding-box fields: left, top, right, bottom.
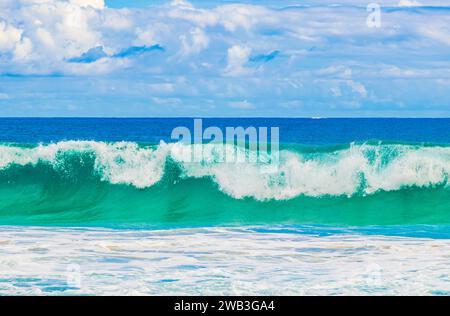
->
left=0, top=0, right=450, bottom=117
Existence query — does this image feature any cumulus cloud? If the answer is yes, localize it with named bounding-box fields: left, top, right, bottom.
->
left=224, top=45, right=252, bottom=76
left=1, top=0, right=450, bottom=76
left=0, top=0, right=106, bottom=73
left=1, top=0, right=450, bottom=116
left=179, top=27, right=209, bottom=57
left=0, top=21, right=22, bottom=51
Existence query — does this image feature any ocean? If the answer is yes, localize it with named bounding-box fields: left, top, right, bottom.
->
left=0, top=118, right=449, bottom=295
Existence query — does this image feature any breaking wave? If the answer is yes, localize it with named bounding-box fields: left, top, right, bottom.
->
left=0, top=140, right=449, bottom=227
left=0, top=140, right=449, bottom=199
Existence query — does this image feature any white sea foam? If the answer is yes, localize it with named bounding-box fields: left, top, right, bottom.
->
left=0, top=141, right=449, bottom=200
left=1, top=226, right=450, bottom=295
left=174, top=142, right=450, bottom=199
left=0, top=141, right=171, bottom=188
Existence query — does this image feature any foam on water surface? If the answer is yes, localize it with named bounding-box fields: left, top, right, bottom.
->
left=1, top=226, right=450, bottom=295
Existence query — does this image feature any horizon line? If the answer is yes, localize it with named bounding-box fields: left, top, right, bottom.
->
left=0, top=116, right=450, bottom=119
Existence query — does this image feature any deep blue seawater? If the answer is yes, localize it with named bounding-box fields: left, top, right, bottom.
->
left=1, top=117, right=449, bottom=144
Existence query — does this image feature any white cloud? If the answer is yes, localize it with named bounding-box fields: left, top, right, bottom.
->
left=0, top=0, right=104, bottom=71
left=70, top=0, right=104, bottom=9
left=179, top=27, right=209, bottom=57
left=346, top=80, right=368, bottom=98
left=398, top=0, right=422, bottom=7
left=0, top=0, right=449, bottom=117
left=228, top=100, right=254, bottom=109
left=13, top=37, right=34, bottom=62
left=215, top=4, right=272, bottom=32
left=0, top=21, right=23, bottom=52
left=170, top=0, right=194, bottom=9
left=224, top=45, right=252, bottom=77
left=102, top=10, right=133, bottom=31
left=1, top=0, right=449, bottom=77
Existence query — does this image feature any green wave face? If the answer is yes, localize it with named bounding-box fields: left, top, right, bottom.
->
left=0, top=141, right=449, bottom=227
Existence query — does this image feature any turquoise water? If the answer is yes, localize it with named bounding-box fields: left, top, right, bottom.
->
left=0, top=140, right=449, bottom=228
left=0, top=118, right=449, bottom=229
left=1, top=118, right=450, bottom=295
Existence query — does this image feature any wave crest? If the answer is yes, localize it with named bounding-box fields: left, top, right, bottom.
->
left=0, top=141, right=449, bottom=200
